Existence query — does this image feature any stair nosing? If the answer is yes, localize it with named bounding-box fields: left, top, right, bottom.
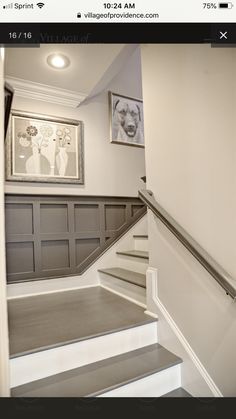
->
left=116, top=250, right=149, bottom=260
left=133, top=235, right=148, bottom=239
left=88, top=358, right=182, bottom=397
left=98, top=267, right=146, bottom=289
left=10, top=318, right=156, bottom=359
left=12, top=343, right=182, bottom=397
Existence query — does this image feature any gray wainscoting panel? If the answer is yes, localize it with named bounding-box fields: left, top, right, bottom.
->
left=5, top=195, right=146, bottom=283
left=5, top=203, right=33, bottom=235
left=6, top=242, right=35, bottom=275
left=105, top=205, right=126, bottom=231
left=40, top=204, right=69, bottom=234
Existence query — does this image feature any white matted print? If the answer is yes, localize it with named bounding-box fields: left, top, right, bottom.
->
left=109, top=92, right=144, bottom=147
left=6, top=110, right=84, bottom=184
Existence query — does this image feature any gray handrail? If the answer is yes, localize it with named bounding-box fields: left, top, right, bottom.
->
left=139, top=189, right=236, bottom=300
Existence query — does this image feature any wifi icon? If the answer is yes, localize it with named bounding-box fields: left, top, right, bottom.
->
left=37, top=2, right=45, bottom=8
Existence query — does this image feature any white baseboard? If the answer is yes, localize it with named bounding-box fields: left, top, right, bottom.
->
left=11, top=322, right=157, bottom=388
left=98, top=364, right=181, bottom=397
left=7, top=284, right=98, bottom=300
left=146, top=268, right=223, bottom=397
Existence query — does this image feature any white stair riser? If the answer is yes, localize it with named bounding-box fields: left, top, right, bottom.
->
left=11, top=322, right=157, bottom=388
left=116, top=255, right=148, bottom=274
left=100, top=274, right=146, bottom=306
left=98, top=364, right=181, bottom=397
left=134, top=238, right=149, bottom=252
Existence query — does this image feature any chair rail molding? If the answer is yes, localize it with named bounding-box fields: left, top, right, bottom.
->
left=5, top=76, right=87, bottom=108
left=146, top=267, right=223, bottom=397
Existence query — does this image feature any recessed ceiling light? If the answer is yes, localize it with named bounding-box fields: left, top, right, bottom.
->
left=47, top=53, right=70, bottom=69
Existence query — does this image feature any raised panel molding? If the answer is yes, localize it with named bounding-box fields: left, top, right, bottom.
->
left=5, top=76, right=87, bottom=108
left=5, top=195, right=146, bottom=283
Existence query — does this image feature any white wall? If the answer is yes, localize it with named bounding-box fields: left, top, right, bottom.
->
left=5, top=47, right=145, bottom=197
left=0, top=48, right=10, bottom=396
left=141, top=44, right=236, bottom=396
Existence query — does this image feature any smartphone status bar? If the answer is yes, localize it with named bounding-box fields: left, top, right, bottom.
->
left=0, top=0, right=236, bottom=23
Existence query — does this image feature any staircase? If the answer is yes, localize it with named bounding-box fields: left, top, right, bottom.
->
left=8, top=228, right=191, bottom=397
left=99, top=234, right=149, bottom=307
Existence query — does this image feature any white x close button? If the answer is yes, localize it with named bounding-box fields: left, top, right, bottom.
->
left=219, top=31, right=228, bottom=39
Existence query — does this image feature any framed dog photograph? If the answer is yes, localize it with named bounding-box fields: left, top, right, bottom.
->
left=109, top=91, right=144, bottom=148
left=6, top=110, right=84, bottom=184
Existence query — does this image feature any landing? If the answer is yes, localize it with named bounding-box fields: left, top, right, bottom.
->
left=8, top=287, right=155, bottom=357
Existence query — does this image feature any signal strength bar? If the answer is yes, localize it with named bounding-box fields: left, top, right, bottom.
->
left=3, top=3, right=13, bottom=9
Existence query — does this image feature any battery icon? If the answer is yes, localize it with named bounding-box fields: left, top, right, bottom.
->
left=218, top=2, right=234, bottom=8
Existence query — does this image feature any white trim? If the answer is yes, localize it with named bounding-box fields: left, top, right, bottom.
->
left=100, top=284, right=147, bottom=309
left=11, top=322, right=157, bottom=388
left=144, top=310, right=158, bottom=319
left=7, top=284, right=98, bottom=300
left=5, top=76, right=87, bottom=108
left=0, top=48, right=10, bottom=397
left=146, top=267, right=223, bottom=397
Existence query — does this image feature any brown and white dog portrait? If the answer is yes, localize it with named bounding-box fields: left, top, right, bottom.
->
left=111, top=94, right=144, bottom=145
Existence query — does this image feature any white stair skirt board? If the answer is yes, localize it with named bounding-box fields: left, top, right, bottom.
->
left=10, top=322, right=157, bottom=388
left=7, top=215, right=148, bottom=299
left=100, top=274, right=146, bottom=306
left=146, top=268, right=223, bottom=397
left=98, top=364, right=181, bottom=397
left=134, top=237, right=149, bottom=252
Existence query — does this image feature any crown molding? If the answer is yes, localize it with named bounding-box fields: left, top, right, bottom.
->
left=5, top=76, right=87, bottom=108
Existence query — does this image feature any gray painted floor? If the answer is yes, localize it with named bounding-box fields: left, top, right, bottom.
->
left=162, top=387, right=192, bottom=397
left=11, top=343, right=182, bottom=397
left=99, top=267, right=146, bottom=288
left=8, top=286, right=155, bottom=357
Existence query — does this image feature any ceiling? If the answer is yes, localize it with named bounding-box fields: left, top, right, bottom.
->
left=5, top=44, right=125, bottom=96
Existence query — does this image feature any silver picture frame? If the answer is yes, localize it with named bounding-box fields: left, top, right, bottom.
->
left=6, top=110, right=84, bottom=184
left=109, top=91, right=145, bottom=148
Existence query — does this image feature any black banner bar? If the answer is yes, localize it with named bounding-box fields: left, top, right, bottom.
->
left=0, top=23, right=236, bottom=45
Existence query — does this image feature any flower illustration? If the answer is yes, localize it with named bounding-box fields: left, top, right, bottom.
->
left=56, top=127, right=71, bottom=147
left=26, top=126, right=38, bottom=137
left=56, top=129, right=63, bottom=137
left=17, top=132, right=31, bottom=147
left=39, top=125, right=53, bottom=138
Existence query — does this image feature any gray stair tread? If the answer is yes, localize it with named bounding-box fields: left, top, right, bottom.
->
left=116, top=250, right=149, bottom=259
left=98, top=267, right=146, bottom=288
left=133, top=235, right=148, bottom=239
left=11, top=343, right=182, bottom=397
left=8, top=287, right=156, bottom=358
left=162, top=387, right=192, bottom=397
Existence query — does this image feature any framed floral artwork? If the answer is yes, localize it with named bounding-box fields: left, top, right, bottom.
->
left=5, top=110, right=84, bottom=184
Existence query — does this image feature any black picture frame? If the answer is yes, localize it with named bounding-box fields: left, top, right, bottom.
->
left=4, top=82, right=14, bottom=140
